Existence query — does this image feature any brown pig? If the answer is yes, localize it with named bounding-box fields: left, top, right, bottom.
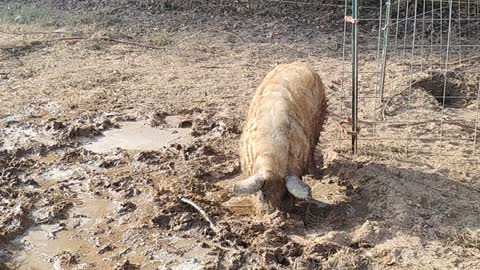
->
left=234, top=62, right=327, bottom=214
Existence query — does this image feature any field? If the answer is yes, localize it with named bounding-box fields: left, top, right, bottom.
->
left=0, top=1, right=479, bottom=269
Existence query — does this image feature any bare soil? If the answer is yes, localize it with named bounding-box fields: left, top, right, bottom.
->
left=1, top=1, right=479, bottom=270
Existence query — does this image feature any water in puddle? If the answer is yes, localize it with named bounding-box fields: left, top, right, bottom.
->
left=81, top=118, right=192, bottom=154
left=12, top=195, right=116, bottom=270
left=12, top=193, right=212, bottom=269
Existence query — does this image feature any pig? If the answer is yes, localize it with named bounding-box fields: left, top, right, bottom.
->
left=233, top=61, right=327, bottom=214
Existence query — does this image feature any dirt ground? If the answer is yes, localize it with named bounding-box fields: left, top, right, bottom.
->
left=1, top=1, right=479, bottom=269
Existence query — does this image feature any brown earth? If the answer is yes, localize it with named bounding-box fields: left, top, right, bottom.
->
left=1, top=1, right=479, bottom=270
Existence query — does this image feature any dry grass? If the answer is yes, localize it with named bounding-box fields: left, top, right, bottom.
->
left=448, top=228, right=480, bottom=249
left=0, top=3, right=101, bottom=28
left=145, top=31, right=174, bottom=47
left=323, top=248, right=370, bottom=270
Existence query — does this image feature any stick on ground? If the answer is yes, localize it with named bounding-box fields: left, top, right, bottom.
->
left=180, top=197, right=219, bottom=233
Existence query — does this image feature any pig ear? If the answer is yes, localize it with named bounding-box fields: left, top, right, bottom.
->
left=285, top=175, right=312, bottom=200
left=233, top=174, right=265, bottom=194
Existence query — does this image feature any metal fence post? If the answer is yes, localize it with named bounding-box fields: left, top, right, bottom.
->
left=379, top=0, right=392, bottom=102
left=351, top=0, right=359, bottom=154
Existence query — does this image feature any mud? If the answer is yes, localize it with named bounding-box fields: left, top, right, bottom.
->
left=1, top=1, right=480, bottom=269
left=80, top=118, right=192, bottom=154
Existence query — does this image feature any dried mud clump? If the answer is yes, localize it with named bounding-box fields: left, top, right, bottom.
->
left=0, top=154, right=36, bottom=241
left=147, top=111, right=169, bottom=127
left=49, top=251, right=79, bottom=269
left=32, top=196, right=73, bottom=224
left=190, top=115, right=241, bottom=138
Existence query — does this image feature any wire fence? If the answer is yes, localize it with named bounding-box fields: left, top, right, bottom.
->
left=325, top=0, right=480, bottom=165
left=169, top=0, right=479, bottom=165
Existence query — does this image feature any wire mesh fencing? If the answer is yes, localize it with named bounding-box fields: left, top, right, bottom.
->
left=156, top=0, right=479, bottom=166
left=328, top=0, right=480, bottom=166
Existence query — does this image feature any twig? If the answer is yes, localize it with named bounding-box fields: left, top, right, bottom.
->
left=100, top=37, right=166, bottom=50
left=400, top=55, right=480, bottom=68
left=394, top=158, right=435, bottom=169
left=51, top=36, right=167, bottom=50
left=449, top=55, right=480, bottom=66
left=198, top=65, right=228, bottom=69
left=2, top=35, right=167, bottom=51
left=328, top=111, right=478, bottom=131
left=328, top=111, right=377, bottom=125
left=0, top=37, right=86, bottom=50
left=388, top=120, right=478, bottom=131
left=210, top=28, right=244, bottom=43
left=46, top=37, right=86, bottom=42
left=380, top=88, right=409, bottom=120
left=0, top=29, right=67, bottom=35
left=180, top=197, right=219, bottom=233
left=174, top=32, right=201, bottom=46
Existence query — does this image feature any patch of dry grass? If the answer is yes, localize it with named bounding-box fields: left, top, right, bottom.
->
left=448, top=228, right=480, bottom=249
left=0, top=3, right=101, bottom=27
left=323, top=248, right=370, bottom=270
left=145, top=31, right=174, bottom=47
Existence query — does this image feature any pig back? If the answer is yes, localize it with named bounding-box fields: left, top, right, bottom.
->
left=240, top=62, right=326, bottom=178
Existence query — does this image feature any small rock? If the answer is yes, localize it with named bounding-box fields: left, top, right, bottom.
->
left=117, top=201, right=137, bottom=214
left=22, top=178, right=40, bottom=187
left=211, top=121, right=227, bottom=137
left=133, top=151, right=156, bottom=162
left=124, top=188, right=142, bottom=198
left=46, top=121, right=65, bottom=131
left=49, top=251, right=79, bottom=267
left=98, top=244, right=115, bottom=254
left=114, top=259, right=138, bottom=270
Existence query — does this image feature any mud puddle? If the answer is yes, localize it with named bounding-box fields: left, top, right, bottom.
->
left=11, top=163, right=214, bottom=269
left=12, top=194, right=116, bottom=270
left=80, top=117, right=192, bottom=153
left=13, top=213, right=214, bottom=269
